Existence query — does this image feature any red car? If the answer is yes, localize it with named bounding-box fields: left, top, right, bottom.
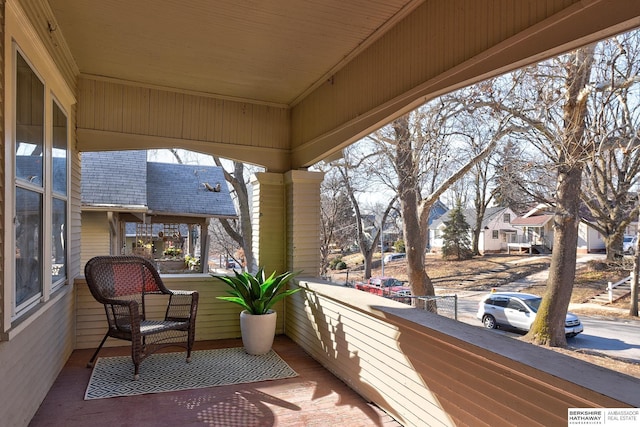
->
left=355, top=277, right=411, bottom=298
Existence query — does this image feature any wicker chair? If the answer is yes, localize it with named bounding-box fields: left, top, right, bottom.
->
left=84, top=255, right=199, bottom=380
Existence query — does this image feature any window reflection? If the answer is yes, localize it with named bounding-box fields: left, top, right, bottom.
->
left=52, top=198, right=66, bottom=284
left=15, top=188, right=42, bottom=306
left=15, top=52, right=44, bottom=186
left=52, top=102, right=67, bottom=195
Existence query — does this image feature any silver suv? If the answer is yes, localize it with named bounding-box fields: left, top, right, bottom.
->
left=477, top=292, right=583, bottom=337
left=623, top=235, right=637, bottom=255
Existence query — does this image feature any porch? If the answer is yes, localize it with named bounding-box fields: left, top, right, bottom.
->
left=30, top=336, right=398, bottom=427
left=31, top=275, right=640, bottom=426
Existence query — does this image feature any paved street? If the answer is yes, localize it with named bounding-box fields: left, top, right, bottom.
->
left=453, top=288, right=640, bottom=362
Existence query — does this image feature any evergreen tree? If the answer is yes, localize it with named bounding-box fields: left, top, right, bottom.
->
left=441, top=203, right=472, bottom=260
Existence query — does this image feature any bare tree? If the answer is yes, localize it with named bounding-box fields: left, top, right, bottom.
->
left=211, top=157, right=258, bottom=272
left=484, top=33, right=640, bottom=330
left=150, top=149, right=259, bottom=272
left=523, top=45, right=597, bottom=346
left=492, top=140, right=549, bottom=214
left=450, top=116, right=504, bottom=255
left=327, top=146, right=398, bottom=279
left=579, top=31, right=640, bottom=260
left=319, top=169, right=356, bottom=275
left=208, top=218, right=243, bottom=267
left=364, top=95, right=503, bottom=305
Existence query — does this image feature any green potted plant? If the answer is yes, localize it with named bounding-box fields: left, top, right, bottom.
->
left=212, top=267, right=301, bottom=354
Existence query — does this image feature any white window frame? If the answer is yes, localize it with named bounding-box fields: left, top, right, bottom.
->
left=4, top=1, right=74, bottom=330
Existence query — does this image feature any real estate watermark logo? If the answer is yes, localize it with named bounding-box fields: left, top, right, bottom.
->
left=568, top=408, right=639, bottom=426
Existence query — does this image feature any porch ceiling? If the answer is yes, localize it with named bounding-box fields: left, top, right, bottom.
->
left=41, top=0, right=640, bottom=171
left=47, top=0, right=420, bottom=107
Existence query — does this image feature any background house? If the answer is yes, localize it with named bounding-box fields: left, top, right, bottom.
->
left=81, top=150, right=237, bottom=272
left=510, top=203, right=624, bottom=254
left=509, top=204, right=555, bottom=254
left=430, top=206, right=519, bottom=254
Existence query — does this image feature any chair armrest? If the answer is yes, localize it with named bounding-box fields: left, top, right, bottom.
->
left=105, top=299, right=141, bottom=335
left=165, top=290, right=199, bottom=322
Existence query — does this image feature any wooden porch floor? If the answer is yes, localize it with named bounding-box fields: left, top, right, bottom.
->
left=29, top=336, right=401, bottom=427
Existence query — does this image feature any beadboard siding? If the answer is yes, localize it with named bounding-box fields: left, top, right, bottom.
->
left=286, top=279, right=637, bottom=427
left=252, top=172, right=286, bottom=272
left=76, top=78, right=291, bottom=172
left=0, top=288, right=75, bottom=427
left=290, top=0, right=640, bottom=168
left=74, top=275, right=287, bottom=350
left=80, top=211, right=111, bottom=271
left=285, top=170, right=323, bottom=275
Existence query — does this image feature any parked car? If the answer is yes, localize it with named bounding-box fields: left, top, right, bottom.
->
left=476, top=291, right=583, bottom=337
left=383, top=253, right=406, bottom=263
left=226, top=259, right=241, bottom=269
left=355, top=276, right=411, bottom=298
left=623, top=235, right=637, bottom=255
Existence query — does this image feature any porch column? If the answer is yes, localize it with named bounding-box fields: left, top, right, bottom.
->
left=251, top=172, right=287, bottom=273
left=252, top=170, right=324, bottom=276
left=284, top=170, right=324, bottom=275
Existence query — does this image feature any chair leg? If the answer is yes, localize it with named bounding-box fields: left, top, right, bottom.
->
left=87, top=332, right=109, bottom=368
left=133, top=363, right=140, bottom=381
left=186, top=327, right=194, bottom=363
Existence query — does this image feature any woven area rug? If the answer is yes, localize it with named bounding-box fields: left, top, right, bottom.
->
left=84, top=347, right=298, bottom=400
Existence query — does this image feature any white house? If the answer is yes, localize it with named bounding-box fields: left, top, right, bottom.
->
left=430, top=207, right=519, bottom=254
left=510, top=203, right=622, bottom=254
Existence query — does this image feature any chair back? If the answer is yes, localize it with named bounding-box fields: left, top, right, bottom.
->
left=85, top=255, right=167, bottom=305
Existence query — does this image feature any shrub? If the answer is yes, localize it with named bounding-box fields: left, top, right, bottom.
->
left=329, top=256, right=343, bottom=269
left=335, top=261, right=347, bottom=270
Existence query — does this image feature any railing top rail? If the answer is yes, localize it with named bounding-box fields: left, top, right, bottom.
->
left=609, top=275, right=632, bottom=289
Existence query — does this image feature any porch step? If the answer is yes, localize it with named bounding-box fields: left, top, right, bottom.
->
left=588, top=281, right=632, bottom=304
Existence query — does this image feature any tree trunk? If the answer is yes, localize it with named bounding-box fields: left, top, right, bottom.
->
left=213, top=159, right=256, bottom=272
left=526, top=165, right=583, bottom=346
left=525, top=45, right=595, bottom=346
left=394, top=116, right=436, bottom=309
left=363, top=249, right=374, bottom=279
left=630, top=221, right=640, bottom=316
left=604, top=232, right=624, bottom=262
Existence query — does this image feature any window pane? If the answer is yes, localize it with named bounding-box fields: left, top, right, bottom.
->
left=52, top=102, right=67, bottom=195
left=15, top=53, right=44, bottom=186
left=52, top=198, right=66, bottom=284
left=15, top=187, right=42, bottom=307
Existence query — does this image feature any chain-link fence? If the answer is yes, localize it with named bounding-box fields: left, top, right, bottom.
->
left=384, top=294, right=458, bottom=320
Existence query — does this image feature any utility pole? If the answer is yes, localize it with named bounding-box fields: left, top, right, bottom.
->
left=380, top=219, right=385, bottom=277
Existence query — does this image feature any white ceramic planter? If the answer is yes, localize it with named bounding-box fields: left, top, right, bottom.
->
left=240, top=310, right=277, bottom=355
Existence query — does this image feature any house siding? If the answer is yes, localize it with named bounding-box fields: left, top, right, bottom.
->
left=0, top=288, right=75, bottom=427
left=252, top=172, right=286, bottom=273
left=80, top=211, right=111, bottom=271
left=74, top=276, right=288, bottom=350
left=285, top=170, right=324, bottom=275
left=76, top=78, right=292, bottom=172
left=0, top=3, right=78, bottom=425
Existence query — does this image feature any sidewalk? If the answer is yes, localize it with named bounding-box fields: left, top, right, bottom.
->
left=501, top=253, right=607, bottom=292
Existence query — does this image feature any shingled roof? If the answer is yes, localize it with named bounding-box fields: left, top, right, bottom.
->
left=81, top=151, right=237, bottom=218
